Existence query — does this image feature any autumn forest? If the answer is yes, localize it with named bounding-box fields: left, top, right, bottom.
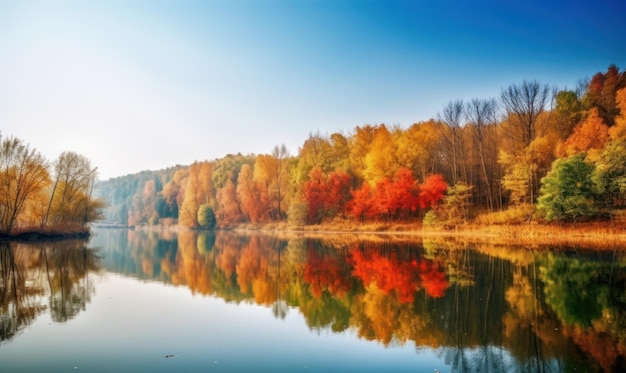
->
left=94, top=65, right=626, bottom=230
left=4, top=65, right=626, bottom=234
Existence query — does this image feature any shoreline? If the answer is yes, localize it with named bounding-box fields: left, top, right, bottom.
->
left=231, top=220, right=626, bottom=248
left=0, top=230, right=91, bottom=243
left=92, top=220, right=626, bottom=249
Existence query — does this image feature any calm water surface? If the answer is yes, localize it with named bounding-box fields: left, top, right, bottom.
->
left=0, top=228, right=625, bottom=372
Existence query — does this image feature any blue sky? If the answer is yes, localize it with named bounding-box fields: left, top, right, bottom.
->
left=1, top=0, right=625, bottom=179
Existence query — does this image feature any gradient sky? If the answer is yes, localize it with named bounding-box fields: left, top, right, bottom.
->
left=1, top=0, right=625, bottom=180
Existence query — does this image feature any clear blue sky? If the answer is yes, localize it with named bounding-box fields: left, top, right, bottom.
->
left=1, top=0, right=625, bottom=179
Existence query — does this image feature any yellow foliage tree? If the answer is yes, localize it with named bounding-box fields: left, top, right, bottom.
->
left=253, top=145, right=289, bottom=220
left=395, top=121, right=439, bottom=181
left=348, top=125, right=378, bottom=182
left=609, top=87, right=626, bottom=141
left=362, top=124, right=398, bottom=186
left=179, top=161, right=214, bottom=228
left=499, top=150, right=530, bottom=206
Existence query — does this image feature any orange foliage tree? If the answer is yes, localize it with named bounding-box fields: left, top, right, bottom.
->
left=237, top=164, right=269, bottom=223
left=561, top=107, right=609, bottom=158
left=215, top=179, right=243, bottom=226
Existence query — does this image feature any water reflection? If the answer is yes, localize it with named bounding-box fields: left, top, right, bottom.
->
left=3, top=229, right=625, bottom=372
left=0, top=240, right=99, bottom=343
left=88, top=228, right=626, bottom=372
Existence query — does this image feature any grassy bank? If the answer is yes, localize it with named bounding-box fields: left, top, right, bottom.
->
left=227, top=217, right=626, bottom=249
left=421, top=222, right=626, bottom=248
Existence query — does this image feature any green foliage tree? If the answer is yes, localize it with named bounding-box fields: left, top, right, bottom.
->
left=593, top=140, right=626, bottom=208
left=197, top=203, right=216, bottom=229
left=593, top=87, right=626, bottom=209
left=537, top=154, right=598, bottom=222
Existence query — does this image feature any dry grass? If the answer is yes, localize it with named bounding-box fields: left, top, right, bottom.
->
left=421, top=221, right=626, bottom=250
left=228, top=213, right=626, bottom=250
left=472, top=204, right=534, bottom=225
left=422, top=205, right=626, bottom=249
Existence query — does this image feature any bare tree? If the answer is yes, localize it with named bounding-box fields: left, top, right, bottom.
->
left=500, top=80, right=550, bottom=147
left=500, top=81, right=550, bottom=205
left=438, top=100, right=466, bottom=185
left=465, top=98, right=499, bottom=211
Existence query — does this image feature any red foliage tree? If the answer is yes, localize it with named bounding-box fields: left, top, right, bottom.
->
left=418, top=174, right=448, bottom=208
left=348, top=168, right=446, bottom=222
left=326, top=170, right=351, bottom=217
left=347, top=183, right=375, bottom=222
left=389, top=168, right=421, bottom=218
left=304, top=168, right=352, bottom=224
left=304, top=168, right=326, bottom=223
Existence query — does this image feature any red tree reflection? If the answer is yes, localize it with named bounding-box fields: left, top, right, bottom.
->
left=304, top=246, right=351, bottom=298
left=350, top=248, right=449, bottom=302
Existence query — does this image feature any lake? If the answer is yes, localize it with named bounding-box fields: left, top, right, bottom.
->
left=0, top=228, right=624, bottom=372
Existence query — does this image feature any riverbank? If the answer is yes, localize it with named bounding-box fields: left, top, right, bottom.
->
left=421, top=222, right=626, bottom=248
left=0, top=228, right=91, bottom=242
left=226, top=219, right=626, bottom=248
left=119, top=217, right=626, bottom=249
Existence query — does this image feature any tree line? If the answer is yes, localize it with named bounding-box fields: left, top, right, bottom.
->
left=96, top=65, right=626, bottom=227
left=0, top=134, right=104, bottom=235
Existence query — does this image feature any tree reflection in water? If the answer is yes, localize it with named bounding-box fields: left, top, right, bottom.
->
left=91, top=229, right=626, bottom=372
left=0, top=240, right=100, bottom=343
